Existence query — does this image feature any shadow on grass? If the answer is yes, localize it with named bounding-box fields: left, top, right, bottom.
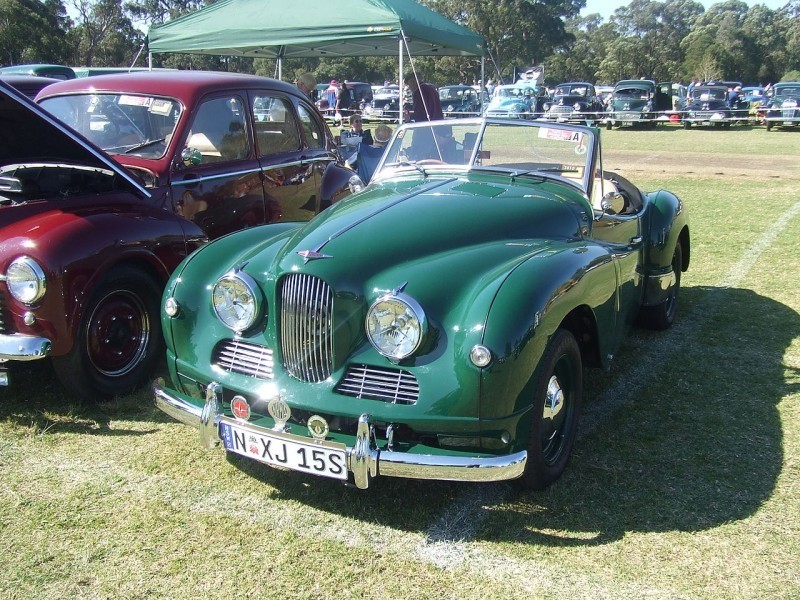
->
left=0, top=360, right=164, bottom=436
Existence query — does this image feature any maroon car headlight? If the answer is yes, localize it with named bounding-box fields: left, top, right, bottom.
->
left=5, top=256, right=46, bottom=305
left=212, top=271, right=260, bottom=332
left=366, top=292, right=426, bottom=360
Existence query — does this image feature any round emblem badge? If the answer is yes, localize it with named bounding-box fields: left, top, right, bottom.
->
left=230, top=395, right=251, bottom=421
left=307, top=415, right=329, bottom=440
left=267, top=397, right=291, bottom=430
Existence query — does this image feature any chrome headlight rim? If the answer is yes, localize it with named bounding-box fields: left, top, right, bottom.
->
left=366, top=291, right=426, bottom=360
left=212, top=270, right=261, bottom=333
left=5, top=256, right=46, bottom=305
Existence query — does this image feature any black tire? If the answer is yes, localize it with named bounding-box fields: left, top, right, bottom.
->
left=52, top=267, right=164, bottom=401
left=605, top=120, right=613, bottom=130
left=683, top=120, right=691, bottom=129
left=637, top=243, right=683, bottom=331
left=517, top=329, right=582, bottom=490
left=766, top=121, right=773, bottom=131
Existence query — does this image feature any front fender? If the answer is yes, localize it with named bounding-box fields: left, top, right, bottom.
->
left=478, top=241, right=617, bottom=430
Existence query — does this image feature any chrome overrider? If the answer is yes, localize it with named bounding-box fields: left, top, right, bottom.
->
left=153, top=379, right=528, bottom=489
left=0, top=333, right=52, bottom=386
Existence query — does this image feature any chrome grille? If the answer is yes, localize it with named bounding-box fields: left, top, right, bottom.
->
left=212, top=340, right=274, bottom=379
left=280, top=274, right=333, bottom=382
left=551, top=106, right=573, bottom=115
left=336, top=364, right=419, bottom=405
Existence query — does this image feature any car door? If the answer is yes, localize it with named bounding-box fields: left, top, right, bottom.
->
left=250, top=92, right=323, bottom=221
left=588, top=180, right=644, bottom=343
left=170, top=93, right=266, bottom=239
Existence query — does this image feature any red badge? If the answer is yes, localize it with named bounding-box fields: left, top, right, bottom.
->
left=231, top=395, right=251, bottom=421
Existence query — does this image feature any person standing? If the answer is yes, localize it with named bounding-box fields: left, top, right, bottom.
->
left=295, top=73, right=316, bottom=100
left=326, top=80, right=339, bottom=116
left=404, top=72, right=443, bottom=122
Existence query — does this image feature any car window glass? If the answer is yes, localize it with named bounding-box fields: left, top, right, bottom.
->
left=252, top=95, right=301, bottom=156
left=296, top=104, right=324, bottom=150
left=184, top=96, right=248, bottom=165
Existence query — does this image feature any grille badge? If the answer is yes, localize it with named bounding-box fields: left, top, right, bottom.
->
left=268, top=397, right=291, bottom=431
left=307, top=415, right=329, bottom=441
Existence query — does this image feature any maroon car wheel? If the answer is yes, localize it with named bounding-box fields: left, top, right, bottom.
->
left=52, top=268, right=163, bottom=401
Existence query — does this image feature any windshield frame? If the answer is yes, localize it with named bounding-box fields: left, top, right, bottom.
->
left=372, top=118, right=598, bottom=197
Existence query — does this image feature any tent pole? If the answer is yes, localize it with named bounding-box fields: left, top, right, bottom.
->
left=481, top=57, right=485, bottom=112
left=399, top=36, right=404, bottom=125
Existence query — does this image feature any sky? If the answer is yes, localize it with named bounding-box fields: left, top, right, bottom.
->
left=581, top=0, right=790, bottom=20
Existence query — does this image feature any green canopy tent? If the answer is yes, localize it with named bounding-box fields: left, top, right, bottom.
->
left=146, top=0, right=487, bottom=121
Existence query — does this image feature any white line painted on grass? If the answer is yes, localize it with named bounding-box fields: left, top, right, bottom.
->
left=416, top=198, right=800, bottom=568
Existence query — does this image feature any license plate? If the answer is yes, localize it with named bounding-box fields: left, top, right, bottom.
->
left=221, top=419, right=348, bottom=481
left=373, top=109, right=383, bottom=116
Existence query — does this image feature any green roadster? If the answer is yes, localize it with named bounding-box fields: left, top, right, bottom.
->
left=154, top=118, right=689, bottom=490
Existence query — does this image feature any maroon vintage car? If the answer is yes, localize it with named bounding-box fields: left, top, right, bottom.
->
left=0, top=73, right=353, bottom=401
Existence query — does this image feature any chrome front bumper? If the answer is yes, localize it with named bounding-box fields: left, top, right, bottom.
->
left=154, top=379, right=527, bottom=489
left=0, top=333, right=52, bottom=361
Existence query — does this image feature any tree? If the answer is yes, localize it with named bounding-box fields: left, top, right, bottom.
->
left=0, top=0, right=69, bottom=65
left=69, top=0, right=143, bottom=66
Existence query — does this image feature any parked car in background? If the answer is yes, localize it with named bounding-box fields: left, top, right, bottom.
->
left=316, top=81, right=372, bottom=122
left=762, top=82, right=800, bottom=131
left=438, top=84, right=484, bottom=118
left=362, top=85, right=403, bottom=121
left=682, top=84, right=738, bottom=128
left=155, top=117, right=689, bottom=492
left=484, top=83, right=548, bottom=119
left=606, top=79, right=668, bottom=128
left=657, top=81, right=687, bottom=115
left=0, top=63, right=76, bottom=80
left=0, top=75, right=59, bottom=99
left=543, top=82, right=605, bottom=124
left=27, top=71, right=354, bottom=397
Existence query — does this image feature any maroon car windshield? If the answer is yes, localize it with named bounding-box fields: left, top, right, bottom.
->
left=39, top=93, right=182, bottom=159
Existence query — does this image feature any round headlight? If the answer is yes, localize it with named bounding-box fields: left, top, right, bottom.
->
left=6, top=257, right=46, bottom=304
left=212, top=272, right=260, bottom=332
left=366, top=292, right=426, bottom=360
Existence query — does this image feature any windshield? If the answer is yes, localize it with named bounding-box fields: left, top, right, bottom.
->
left=555, top=85, right=589, bottom=97
left=375, top=119, right=595, bottom=194
left=496, top=86, right=537, bottom=99
left=39, top=93, right=182, bottom=158
left=775, top=85, right=800, bottom=98
left=690, top=88, right=727, bottom=102
left=614, top=87, right=651, bottom=100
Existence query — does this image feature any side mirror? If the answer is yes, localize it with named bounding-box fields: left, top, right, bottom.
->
left=597, top=192, right=625, bottom=218
left=181, top=147, right=202, bottom=167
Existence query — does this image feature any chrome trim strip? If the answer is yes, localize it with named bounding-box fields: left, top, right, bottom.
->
left=0, top=333, right=51, bottom=361
left=153, top=381, right=528, bottom=489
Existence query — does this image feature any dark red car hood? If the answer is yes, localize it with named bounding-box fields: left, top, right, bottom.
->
left=0, top=79, right=148, bottom=198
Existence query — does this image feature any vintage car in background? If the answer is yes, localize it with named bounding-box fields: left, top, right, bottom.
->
left=438, top=85, right=484, bottom=118
left=37, top=72, right=355, bottom=241
left=0, top=74, right=60, bottom=99
left=154, top=117, right=690, bottom=491
left=762, top=82, right=800, bottom=131
left=0, top=63, right=76, bottom=80
left=483, top=83, right=548, bottom=119
left=682, top=84, right=741, bottom=128
left=657, top=81, right=687, bottom=115
left=315, top=81, right=373, bottom=121
left=543, top=82, right=605, bottom=124
left=606, top=79, right=672, bottom=128
left=4, top=72, right=353, bottom=400
left=362, top=85, right=405, bottom=121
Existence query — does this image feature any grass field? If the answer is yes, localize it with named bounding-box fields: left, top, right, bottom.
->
left=1, top=126, right=799, bottom=599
